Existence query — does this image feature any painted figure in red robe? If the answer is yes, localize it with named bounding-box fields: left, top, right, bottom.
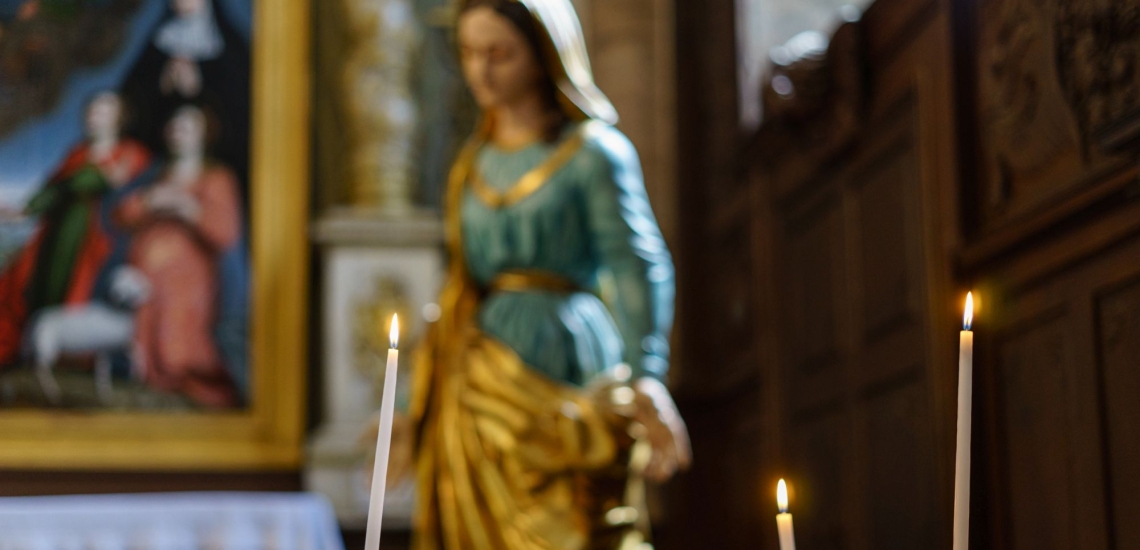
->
left=113, top=105, right=242, bottom=408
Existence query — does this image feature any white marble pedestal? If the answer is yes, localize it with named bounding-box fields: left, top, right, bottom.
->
left=304, top=209, right=443, bottom=530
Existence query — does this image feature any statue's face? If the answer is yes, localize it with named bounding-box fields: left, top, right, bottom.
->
left=166, top=107, right=206, bottom=157
left=457, top=6, right=545, bottom=111
left=86, top=93, right=123, bottom=139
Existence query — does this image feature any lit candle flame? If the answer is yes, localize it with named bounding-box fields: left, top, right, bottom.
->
left=389, top=314, right=399, bottom=349
left=777, top=479, right=789, bottom=513
left=963, top=292, right=974, bottom=331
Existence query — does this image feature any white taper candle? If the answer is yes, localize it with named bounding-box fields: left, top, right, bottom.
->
left=364, top=314, right=399, bottom=550
left=953, top=293, right=974, bottom=550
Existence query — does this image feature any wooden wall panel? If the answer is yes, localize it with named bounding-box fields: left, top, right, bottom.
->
left=673, top=0, right=1140, bottom=544
left=995, top=313, right=1076, bottom=550
left=665, top=385, right=764, bottom=550
left=1096, top=277, right=1140, bottom=549
left=849, top=128, right=929, bottom=392
left=788, top=414, right=849, bottom=550
left=865, top=383, right=938, bottom=550
left=855, top=148, right=919, bottom=341
left=979, top=221, right=1140, bottom=550
left=782, top=195, right=845, bottom=414
left=739, top=1, right=958, bottom=548
left=667, top=0, right=752, bottom=544
left=723, top=417, right=768, bottom=546
left=707, top=223, right=759, bottom=379
left=758, top=13, right=957, bottom=547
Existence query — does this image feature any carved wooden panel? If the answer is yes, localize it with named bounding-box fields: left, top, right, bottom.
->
left=996, top=313, right=1076, bottom=550
left=975, top=0, right=1137, bottom=233
left=865, top=382, right=938, bottom=550
left=1054, top=0, right=1140, bottom=153
left=977, top=0, right=1085, bottom=225
left=1096, top=277, right=1140, bottom=550
left=781, top=193, right=845, bottom=413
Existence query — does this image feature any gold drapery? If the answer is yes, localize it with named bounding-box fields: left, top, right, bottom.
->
left=409, top=129, right=651, bottom=550
left=411, top=330, right=650, bottom=550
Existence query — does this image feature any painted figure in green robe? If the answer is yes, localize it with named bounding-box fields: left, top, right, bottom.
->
left=0, top=92, right=150, bottom=365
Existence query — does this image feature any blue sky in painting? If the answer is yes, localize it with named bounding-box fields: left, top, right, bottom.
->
left=0, top=0, right=251, bottom=208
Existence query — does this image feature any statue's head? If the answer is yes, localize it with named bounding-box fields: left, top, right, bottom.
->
left=458, top=1, right=553, bottom=116
left=456, top=0, right=617, bottom=135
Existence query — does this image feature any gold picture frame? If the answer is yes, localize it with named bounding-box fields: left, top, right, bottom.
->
left=0, top=0, right=311, bottom=471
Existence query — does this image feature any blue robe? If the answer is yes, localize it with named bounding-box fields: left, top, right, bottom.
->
left=460, top=121, right=674, bottom=385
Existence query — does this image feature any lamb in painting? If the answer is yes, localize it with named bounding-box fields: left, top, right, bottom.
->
left=28, top=266, right=150, bottom=404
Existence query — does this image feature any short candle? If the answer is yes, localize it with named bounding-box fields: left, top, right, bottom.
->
left=776, top=479, right=797, bottom=550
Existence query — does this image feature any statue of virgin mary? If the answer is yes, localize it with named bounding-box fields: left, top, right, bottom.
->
left=409, top=1, right=691, bottom=548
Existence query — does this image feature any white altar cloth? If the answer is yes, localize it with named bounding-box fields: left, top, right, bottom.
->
left=0, top=492, right=344, bottom=550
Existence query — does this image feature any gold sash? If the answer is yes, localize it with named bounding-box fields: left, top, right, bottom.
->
left=409, top=123, right=650, bottom=550
left=489, top=270, right=581, bottom=294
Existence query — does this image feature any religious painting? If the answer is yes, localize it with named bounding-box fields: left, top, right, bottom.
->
left=0, top=0, right=253, bottom=409
left=0, top=0, right=310, bottom=469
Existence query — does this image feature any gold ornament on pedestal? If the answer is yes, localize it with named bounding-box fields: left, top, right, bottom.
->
left=342, top=0, right=421, bottom=213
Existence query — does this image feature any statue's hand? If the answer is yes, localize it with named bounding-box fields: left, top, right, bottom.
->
left=632, top=377, right=692, bottom=482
